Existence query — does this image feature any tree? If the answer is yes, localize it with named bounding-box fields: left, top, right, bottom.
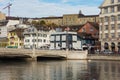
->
left=39, top=20, right=46, bottom=27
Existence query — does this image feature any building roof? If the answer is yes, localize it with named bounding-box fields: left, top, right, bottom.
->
left=51, top=31, right=77, bottom=35
left=77, top=21, right=99, bottom=31
left=39, top=17, right=63, bottom=19
left=61, top=25, right=84, bottom=32
left=6, top=20, right=20, bottom=27
left=6, top=16, right=29, bottom=20
left=80, top=15, right=98, bottom=18
left=9, top=28, right=25, bottom=38
left=0, top=20, right=8, bottom=26
left=87, top=22, right=99, bottom=30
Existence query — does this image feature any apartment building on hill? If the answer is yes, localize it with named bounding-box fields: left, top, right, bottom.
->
left=34, top=10, right=99, bottom=26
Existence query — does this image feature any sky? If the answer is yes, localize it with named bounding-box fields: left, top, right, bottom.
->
left=0, top=0, right=104, bottom=18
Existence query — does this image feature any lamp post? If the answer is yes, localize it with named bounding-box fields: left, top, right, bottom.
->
left=66, top=27, right=70, bottom=58
left=32, top=25, right=36, bottom=60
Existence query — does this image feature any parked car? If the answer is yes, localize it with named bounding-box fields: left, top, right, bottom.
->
left=101, top=50, right=113, bottom=54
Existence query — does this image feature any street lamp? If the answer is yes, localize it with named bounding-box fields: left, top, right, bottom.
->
left=66, top=27, right=70, bottom=58
left=32, top=25, right=36, bottom=59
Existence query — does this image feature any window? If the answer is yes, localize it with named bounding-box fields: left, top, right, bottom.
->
left=118, top=32, right=120, bottom=37
left=111, top=33, right=115, bottom=38
left=90, top=27, right=94, bottom=32
left=118, top=0, right=120, bottom=2
left=32, top=39, right=36, bottom=42
left=111, top=24, right=115, bottom=29
left=43, top=39, right=46, bottom=42
left=82, top=28, right=85, bottom=32
left=43, top=34, right=47, bottom=37
left=111, top=16, right=115, bottom=21
left=118, top=15, right=120, bottom=21
left=118, top=24, right=120, bottom=29
left=111, top=7, right=114, bottom=13
left=38, top=39, right=42, bottom=42
left=104, top=7, right=108, bottom=13
left=105, top=25, right=108, bottom=30
left=105, top=33, right=108, bottom=38
left=111, top=0, right=114, bottom=3
left=32, top=34, right=36, bottom=37
left=118, top=6, right=120, bottom=12
left=24, top=34, right=30, bottom=37
left=50, top=36, right=55, bottom=41
left=38, top=33, right=42, bottom=37
left=105, top=17, right=109, bottom=22
left=25, top=39, right=29, bottom=42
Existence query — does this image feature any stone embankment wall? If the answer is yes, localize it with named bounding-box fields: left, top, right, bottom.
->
left=88, top=54, right=120, bottom=61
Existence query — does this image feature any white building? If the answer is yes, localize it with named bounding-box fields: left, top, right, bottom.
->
left=0, top=20, right=29, bottom=38
left=23, top=26, right=50, bottom=49
left=50, top=31, right=82, bottom=50
left=0, top=21, right=8, bottom=38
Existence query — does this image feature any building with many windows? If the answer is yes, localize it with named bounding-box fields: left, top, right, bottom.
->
left=34, top=10, right=99, bottom=26
left=99, top=0, right=120, bottom=52
left=23, top=26, right=50, bottom=49
left=50, top=31, right=82, bottom=50
left=7, top=28, right=24, bottom=48
left=0, top=21, right=8, bottom=47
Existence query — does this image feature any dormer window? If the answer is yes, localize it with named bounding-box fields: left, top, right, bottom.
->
left=82, top=28, right=85, bottom=32
left=111, top=0, right=114, bottom=3
left=90, top=27, right=94, bottom=32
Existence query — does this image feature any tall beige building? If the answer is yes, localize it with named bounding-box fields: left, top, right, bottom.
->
left=35, top=11, right=99, bottom=26
left=99, top=0, right=120, bottom=52
left=0, top=12, right=6, bottom=21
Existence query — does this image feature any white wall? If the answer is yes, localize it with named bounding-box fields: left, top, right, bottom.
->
left=0, top=26, right=7, bottom=38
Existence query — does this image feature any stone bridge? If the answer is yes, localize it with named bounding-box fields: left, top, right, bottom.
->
left=0, top=48, right=88, bottom=60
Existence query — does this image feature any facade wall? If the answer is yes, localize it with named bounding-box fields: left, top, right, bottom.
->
left=37, top=11, right=99, bottom=26
left=63, top=14, right=78, bottom=26
left=77, top=17, right=99, bottom=25
left=50, top=32, right=82, bottom=50
left=39, top=18, right=63, bottom=26
left=99, top=0, right=120, bottom=51
left=24, top=27, right=50, bottom=49
left=0, top=26, right=7, bottom=38
left=7, top=32, right=23, bottom=48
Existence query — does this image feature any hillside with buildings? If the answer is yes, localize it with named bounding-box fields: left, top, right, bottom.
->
left=0, top=10, right=99, bottom=51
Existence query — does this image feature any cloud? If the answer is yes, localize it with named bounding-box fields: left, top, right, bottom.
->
left=0, top=0, right=102, bottom=18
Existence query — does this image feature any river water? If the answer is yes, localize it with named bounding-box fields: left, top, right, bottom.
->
left=0, top=59, right=120, bottom=80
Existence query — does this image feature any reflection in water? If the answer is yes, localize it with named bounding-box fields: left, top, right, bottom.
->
left=0, top=60, right=120, bottom=80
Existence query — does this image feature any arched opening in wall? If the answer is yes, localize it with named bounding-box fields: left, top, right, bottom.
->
left=118, top=42, right=120, bottom=54
left=104, top=42, right=109, bottom=50
left=111, top=42, right=115, bottom=52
